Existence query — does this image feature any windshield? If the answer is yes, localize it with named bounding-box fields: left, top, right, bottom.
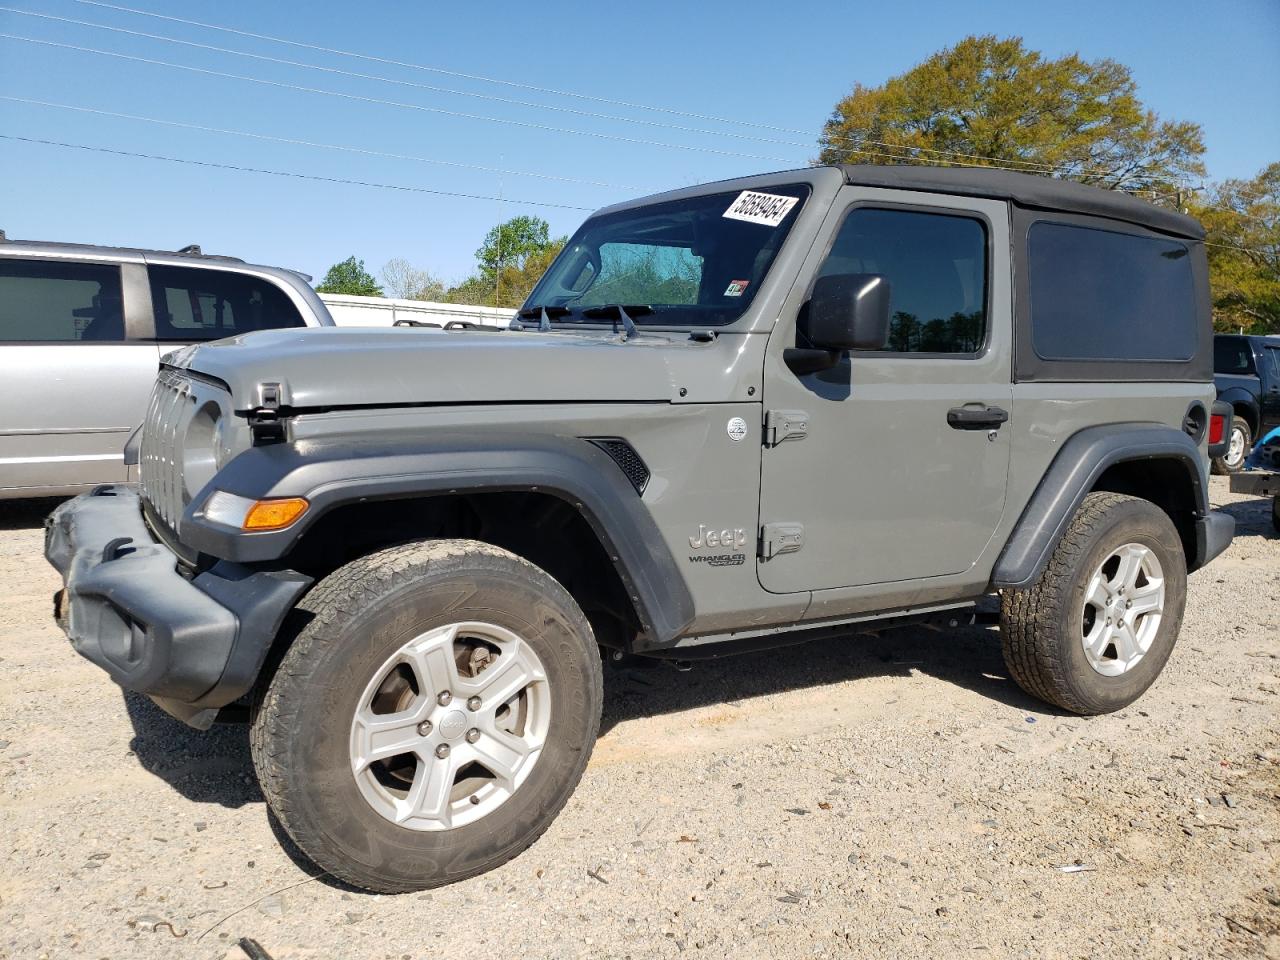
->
left=523, top=184, right=810, bottom=327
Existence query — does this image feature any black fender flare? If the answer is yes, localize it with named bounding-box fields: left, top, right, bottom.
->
left=991, top=423, right=1213, bottom=590
left=180, top=432, right=696, bottom=645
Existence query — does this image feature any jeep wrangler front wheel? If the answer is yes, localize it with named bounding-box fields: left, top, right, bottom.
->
left=999, top=492, right=1187, bottom=715
left=250, top=539, right=602, bottom=893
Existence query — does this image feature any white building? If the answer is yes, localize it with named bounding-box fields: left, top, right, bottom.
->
left=319, top=293, right=515, bottom=329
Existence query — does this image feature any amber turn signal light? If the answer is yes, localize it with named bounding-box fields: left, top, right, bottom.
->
left=242, top=497, right=309, bottom=531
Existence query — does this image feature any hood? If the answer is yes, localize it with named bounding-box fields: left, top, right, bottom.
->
left=168, top=326, right=719, bottom=410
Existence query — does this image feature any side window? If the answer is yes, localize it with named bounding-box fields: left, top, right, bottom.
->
left=816, top=208, right=988, bottom=354
left=0, top=259, right=125, bottom=342
left=1028, top=222, right=1196, bottom=362
left=1214, top=336, right=1255, bottom=375
left=1267, top=347, right=1280, bottom=379
left=148, top=265, right=305, bottom=341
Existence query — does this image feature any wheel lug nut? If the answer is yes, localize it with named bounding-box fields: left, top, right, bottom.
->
left=437, top=691, right=452, bottom=706
left=435, top=743, right=450, bottom=759
left=469, top=795, right=480, bottom=805
left=1106, top=618, right=1112, bottom=625
left=417, top=720, right=432, bottom=737
left=465, top=728, right=480, bottom=744
left=1125, top=601, right=1131, bottom=609
left=467, top=696, right=482, bottom=711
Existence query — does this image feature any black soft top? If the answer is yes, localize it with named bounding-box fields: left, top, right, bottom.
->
left=839, top=164, right=1203, bottom=240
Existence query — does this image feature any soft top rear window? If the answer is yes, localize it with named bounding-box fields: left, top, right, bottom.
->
left=1028, top=221, right=1196, bottom=362
left=524, top=184, right=810, bottom=327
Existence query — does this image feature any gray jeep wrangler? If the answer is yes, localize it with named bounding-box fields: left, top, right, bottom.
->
left=46, top=165, right=1235, bottom=892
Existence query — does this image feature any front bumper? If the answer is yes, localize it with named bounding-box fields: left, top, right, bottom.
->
left=45, top=484, right=311, bottom=729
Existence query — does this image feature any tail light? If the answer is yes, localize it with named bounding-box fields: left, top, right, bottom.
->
left=1209, top=414, right=1225, bottom=445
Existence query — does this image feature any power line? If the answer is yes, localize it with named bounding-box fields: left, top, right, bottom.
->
left=0, top=95, right=644, bottom=190
left=3, top=135, right=1263, bottom=254
left=65, top=0, right=1196, bottom=187
left=1, top=6, right=819, bottom=150
left=0, top=31, right=1180, bottom=188
left=0, top=133, right=595, bottom=210
left=0, top=32, right=802, bottom=164
left=71, top=0, right=825, bottom=131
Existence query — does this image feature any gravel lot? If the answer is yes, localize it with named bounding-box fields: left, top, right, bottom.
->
left=2, top=476, right=1277, bottom=960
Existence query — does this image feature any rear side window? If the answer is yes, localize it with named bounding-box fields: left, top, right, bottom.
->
left=148, top=265, right=305, bottom=341
left=1266, top=346, right=1280, bottom=378
left=1214, top=337, right=1255, bottom=375
left=817, top=208, right=988, bottom=354
left=0, top=259, right=125, bottom=342
left=1029, top=223, right=1196, bottom=362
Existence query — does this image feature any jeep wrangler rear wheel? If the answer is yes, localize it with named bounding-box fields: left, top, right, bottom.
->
left=999, top=492, right=1187, bottom=715
left=250, top=539, right=602, bottom=893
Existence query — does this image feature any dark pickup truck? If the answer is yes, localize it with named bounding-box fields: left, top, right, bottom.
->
left=1213, top=334, right=1280, bottom=472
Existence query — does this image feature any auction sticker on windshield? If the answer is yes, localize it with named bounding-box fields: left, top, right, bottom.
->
left=723, top=191, right=799, bottom=227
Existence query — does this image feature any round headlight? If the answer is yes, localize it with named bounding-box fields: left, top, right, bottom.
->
left=182, top=402, right=223, bottom=497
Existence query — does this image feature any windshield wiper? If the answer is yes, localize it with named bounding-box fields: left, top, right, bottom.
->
left=513, top=305, right=571, bottom=331
left=581, top=304, right=653, bottom=341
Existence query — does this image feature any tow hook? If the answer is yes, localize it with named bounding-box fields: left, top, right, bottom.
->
left=101, top=536, right=135, bottom=563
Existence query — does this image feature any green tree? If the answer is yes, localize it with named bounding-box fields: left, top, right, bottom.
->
left=475, top=216, right=566, bottom=281
left=315, top=256, right=383, bottom=296
left=445, top=216, right=567, bottom=308
left=1189, top=163, right=1280, bottom=333
left=818, top=36, right=1205, bottom=197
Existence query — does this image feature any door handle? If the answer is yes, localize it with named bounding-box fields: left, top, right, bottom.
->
left=947, top=405, right=1009, bottom=430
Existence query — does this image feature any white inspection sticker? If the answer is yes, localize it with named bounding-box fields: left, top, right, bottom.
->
left=723, top=190, right=799, bottom=227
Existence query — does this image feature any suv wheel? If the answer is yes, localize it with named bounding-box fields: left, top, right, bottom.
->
left=1211, top=418, right=1251, bottom=474
left=250, top=539, right=602, bottom=893
left=999, top=492, right=1187, bottom=715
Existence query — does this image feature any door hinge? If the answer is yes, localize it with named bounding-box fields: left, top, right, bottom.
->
left=759, top=522, right=804, bottom=560
left=764, top=409, right=809, bottom=447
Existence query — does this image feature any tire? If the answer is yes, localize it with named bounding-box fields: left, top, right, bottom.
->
left=1271, top=496, right=1279, bottom=535
left=999, top=492, right=1187, bottom=715
left=1211, top=418, right=1251, bottom=474
left=250, top=539, right=602, bottom=893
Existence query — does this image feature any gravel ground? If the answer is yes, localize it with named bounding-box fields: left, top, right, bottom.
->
left=1, top=477, right=1277, bottom=960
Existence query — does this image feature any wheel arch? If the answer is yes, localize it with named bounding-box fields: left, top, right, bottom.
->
left=992, top=423, right=1216, bottom=590
left=1216, top=389, right=1259, bottom=434
left=180, top=433, right=695, bottom=647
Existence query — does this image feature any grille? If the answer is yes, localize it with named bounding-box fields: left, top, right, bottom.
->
left=138, top=368, right=194, bottom=534
left=586, top=438, right=650, bottom=494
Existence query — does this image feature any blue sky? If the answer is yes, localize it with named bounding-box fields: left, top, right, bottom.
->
left=1, top=0, right=1277, bottom=285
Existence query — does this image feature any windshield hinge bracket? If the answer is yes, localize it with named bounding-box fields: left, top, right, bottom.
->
left=764, top=409, right=809, bottom=447
left=759, top=522, right=804, bottom=560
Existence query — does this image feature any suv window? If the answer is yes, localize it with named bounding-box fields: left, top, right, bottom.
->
left=817, top=208, right=988, bottom=354
left=148, top=265, right=305, bottom=341
left=1214, top=336, right=1255, bottom=375
left=1029, top=222, right=1196, bottom=362
left=0, top=259, right=125, bottom=342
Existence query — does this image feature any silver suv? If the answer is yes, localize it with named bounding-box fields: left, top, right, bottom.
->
left=0, top=236, right=332, bottom=498
left=46, top=165, right=1235, bottom=893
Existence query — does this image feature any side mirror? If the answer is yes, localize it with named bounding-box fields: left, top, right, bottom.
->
left=806, top=273, right=891, bottom=351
